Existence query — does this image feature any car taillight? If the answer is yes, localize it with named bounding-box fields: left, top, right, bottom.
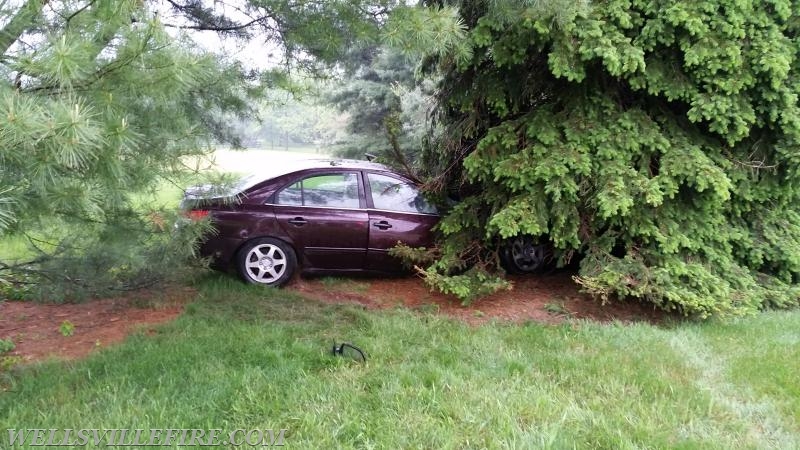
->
left=185, top=210, right=210, bottom=221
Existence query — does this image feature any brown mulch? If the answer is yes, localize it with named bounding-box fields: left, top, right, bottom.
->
left=289, top=271, right=665, bottom=326
left=0, top=287, right=193, bottom=364
left=1, top=273, right=665, bottom=365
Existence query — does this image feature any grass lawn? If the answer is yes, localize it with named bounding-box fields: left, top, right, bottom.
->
left=1, top=275, right=798, bottom=449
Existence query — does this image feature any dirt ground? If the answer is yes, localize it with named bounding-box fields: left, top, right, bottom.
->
left=0, top=288, right=193, bottom=365
left=290, top=271, right=665, bottom=325
left=0, top=273, right=664, bottom=364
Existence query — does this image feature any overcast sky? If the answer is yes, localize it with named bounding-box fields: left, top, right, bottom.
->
left=155, top=0, right=283, bottom=71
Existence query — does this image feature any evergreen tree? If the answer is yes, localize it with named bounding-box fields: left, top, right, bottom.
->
left=414, top=0, right=800, bottom=317
left=327, top=47, right=437, bottom=178
left=0, top=0, right=398, bottom=298
left=0, top=0, right=250, bottom=297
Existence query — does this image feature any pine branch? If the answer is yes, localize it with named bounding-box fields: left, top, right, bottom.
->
left=22, top=27, right=159, bottom=95
left=162, top=15, right=269, bottom=33
left=383, top=113, right=420, bottom=182
left=63, top=0, right=98, bottom=28
left=0, top=0, right=50, bottom=56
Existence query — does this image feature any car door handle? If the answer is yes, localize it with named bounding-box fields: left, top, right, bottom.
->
left=288, top=217, right=307, bottom=226
left=373, top=220, right=392, bottom=230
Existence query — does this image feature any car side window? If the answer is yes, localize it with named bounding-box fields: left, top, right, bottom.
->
left=276, top=173, right=360, bottom=208
left=276, top=181, right=302, bottom=206
left=368, top=173, right=437, bottom=214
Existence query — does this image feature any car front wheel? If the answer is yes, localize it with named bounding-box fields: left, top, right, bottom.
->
left=500, top=236, right=553, bottom=274
left=236, top=238, right=296, bottom=287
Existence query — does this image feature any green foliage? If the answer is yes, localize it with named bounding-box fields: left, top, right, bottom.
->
left=0, top=355, right=22, bottom=372
left=0, top=0, right=398, bottom=298
left=421, top=0, right=800, bottom=317
left=0, top=338, right=14, bottom=354
left=59, top=320, right=74, bottom=337
left=388, top=242, right=439, bottom=267
left=384, top=5, right=470, bottom=63
left=0, top=0, right=251, bottom=297
left=327, top=47, right=439, bottom=176
left=32, top=214, right=212, bottom=301
left=3, top=278, right=800, bottom=447
left=418, top=265, right=511, bottom=304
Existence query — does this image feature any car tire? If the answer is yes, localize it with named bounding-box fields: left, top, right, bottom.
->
left=236, top=238, right=297, bottom=287
left=500, top=236, right=553, bottom=274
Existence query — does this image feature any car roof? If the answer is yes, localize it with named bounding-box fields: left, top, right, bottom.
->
left=236, top=158, right=394, bottom=192
left=183, top=158, right=410, bottom=201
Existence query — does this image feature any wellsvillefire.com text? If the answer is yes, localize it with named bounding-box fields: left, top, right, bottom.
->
left=6, top=428, right=287, bottom=447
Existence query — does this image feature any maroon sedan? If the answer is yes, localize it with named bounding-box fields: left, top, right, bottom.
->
left=182, top=159, right=440, bottom=286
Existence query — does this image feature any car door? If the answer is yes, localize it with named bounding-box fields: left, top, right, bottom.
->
left=272, top=171, right=368, bottom=270
left=364, top=172, right=439, bottom=272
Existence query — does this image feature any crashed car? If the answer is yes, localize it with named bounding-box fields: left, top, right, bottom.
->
left=182, top=159, right=550, bottom=286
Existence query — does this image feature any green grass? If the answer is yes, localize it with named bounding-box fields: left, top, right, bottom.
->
left=1, top=276, right=799, bottom=448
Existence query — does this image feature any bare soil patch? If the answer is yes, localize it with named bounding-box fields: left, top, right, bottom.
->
left=0, top=287, right=192, bottom=364
left=289, top=271, right=665, bottom=325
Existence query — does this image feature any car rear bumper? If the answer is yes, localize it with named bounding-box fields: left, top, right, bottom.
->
left=200, top=236, right=245, bottom=268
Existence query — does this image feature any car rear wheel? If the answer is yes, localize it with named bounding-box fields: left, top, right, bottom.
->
left=500, top=236, right=553, bottom=274
left=236, top=238, right=296, bottom=287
